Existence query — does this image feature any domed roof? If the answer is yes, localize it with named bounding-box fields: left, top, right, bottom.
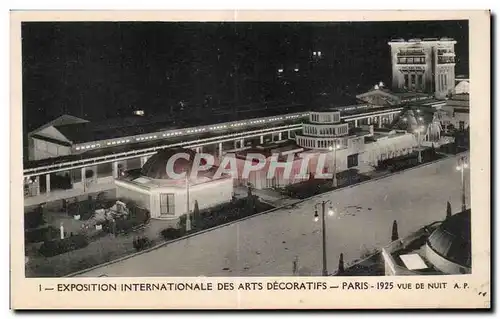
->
left=426, top=209, right=471, bottom=268
left=141, top=148, right=197, bottom=180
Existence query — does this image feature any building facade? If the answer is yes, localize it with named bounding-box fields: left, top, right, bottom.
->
left=115, top=148, right=234, bottom=220
left=388, top=38, right=457, bottom=99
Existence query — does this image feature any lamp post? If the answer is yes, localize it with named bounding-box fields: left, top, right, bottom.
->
left=456, top=156, right=468, bottom=212
left=185, top=172, right=191, bottom=232
left=415, top=126, right=425, bottom=163
left=328, top=142, right=340, bottom=188
left=313, top=200, right=335, bottom=276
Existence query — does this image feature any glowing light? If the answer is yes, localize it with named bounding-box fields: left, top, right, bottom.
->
left=328, top=207, right=335, bottom=216
left=314, top=210, right=319, bottom=222
left=278, top=68, right=284, bottom=73
left=294, top=68, right=299, bottom=72
left=317, top=51, right=322, bottom=57
left=456, top=166, right=461, bottom=171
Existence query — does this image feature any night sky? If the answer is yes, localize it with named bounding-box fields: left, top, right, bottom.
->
left=22, top=20, right=469, bottom=135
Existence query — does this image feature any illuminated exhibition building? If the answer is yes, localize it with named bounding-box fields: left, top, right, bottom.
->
left=23, top=37, right=469, bottom=221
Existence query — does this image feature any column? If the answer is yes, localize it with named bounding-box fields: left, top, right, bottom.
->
left=112, top=161, right=118, bottom=178
left=81, top=167, right=86, bottom=192
left=354, top=119, right=358, bottom=127
left=378, top=116, right=382, bottom=128
left=260, top=135, right=264, bottom=144
left=140, top=156, right=148, bottom=166
left=278, top=132, right=282, bottom=141
left=415, top=72, right=419, bottom=91
left=35, top=176, right=40, bottom=196
left=367, top=117, right=371, bottom=125
left=218, top=142, right=223, bottom=159
left=240, top=138, right=244, bottom=148
left=45, top=174, right=51, bottom=194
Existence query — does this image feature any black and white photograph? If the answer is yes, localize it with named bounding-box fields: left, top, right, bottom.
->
left=19, top=18, right=475, bottom=280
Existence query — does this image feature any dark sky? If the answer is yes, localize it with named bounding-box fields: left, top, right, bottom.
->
left=22, top=20, right=469, bottom=134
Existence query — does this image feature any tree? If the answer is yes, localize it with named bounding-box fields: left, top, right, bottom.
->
left=193, top=200, right=201, bottom=226
left=446, top=201, right=452, bottom=219
left=391, top=220, right=399, bottom=242
left=337, top=253, right=345, bottom=275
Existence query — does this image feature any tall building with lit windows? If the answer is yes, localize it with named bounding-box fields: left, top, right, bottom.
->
left=388, top=38, right=457, bottom=99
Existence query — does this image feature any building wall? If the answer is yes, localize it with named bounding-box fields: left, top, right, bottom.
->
left=115, top=183, right=151, bottom=211
left=359, top=133, right=417, bottom=168
left=425, top=244, right=471, bottom=274
left=147, top=177, right=233, bottom=219
left=32, top=138, right=71, bottom=160
left=389, top=40, right=456, bottom=98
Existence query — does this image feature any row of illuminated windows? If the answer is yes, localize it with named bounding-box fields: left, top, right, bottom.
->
left=303, top=124, right=349, bottom=137
left=404, top=73, right=424, bottom=91
left=310, top=112, right=341, bottom=124
left=75, top=143, right=101, bottom=150
left=438, top=56, right=455, bottom=64
left=398, top=57, right=426, bottom=64
left=72, top=113, right=310, bottom=152
left=296, top=136, right=348, bottom=149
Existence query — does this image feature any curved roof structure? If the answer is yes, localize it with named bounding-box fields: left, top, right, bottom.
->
left=426, top=209, right=471, bottom=268
left=141, top=148, right=198, bottom=180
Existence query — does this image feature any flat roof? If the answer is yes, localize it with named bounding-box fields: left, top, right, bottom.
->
left=49, top=103, right=307, bottom=144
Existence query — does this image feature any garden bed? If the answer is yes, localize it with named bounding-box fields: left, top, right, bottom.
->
left=281, top=169, right=371, bottom=199
left=162, top=196, right=274, bottom=239
left=25, top=226, right=60, bottom=244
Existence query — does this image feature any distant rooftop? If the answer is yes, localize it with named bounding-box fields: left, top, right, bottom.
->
left=389, top=37, right=456, bottom=43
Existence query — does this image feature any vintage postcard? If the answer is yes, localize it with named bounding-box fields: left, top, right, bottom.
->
left=10, top=10, right=490, bottom=309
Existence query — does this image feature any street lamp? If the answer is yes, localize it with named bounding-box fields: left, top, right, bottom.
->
left=328, top=142, right=341, bottom=188
left=314, top=200, right=335, bottom=276
left=415, top=125, right=425, bottom=163
left=185, top=171, right=192, bottom=232
left=456, top=156, right=469, bottom=211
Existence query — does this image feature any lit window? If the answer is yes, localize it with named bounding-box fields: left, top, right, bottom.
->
left=76, top=147, right=80, bottom=150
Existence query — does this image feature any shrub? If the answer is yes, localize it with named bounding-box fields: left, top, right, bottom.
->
left=25, top=226, right=59, bottom=244
left=24, top=208, right=46, bottom=230
left=160, top=227, right=185, bottom=240
left=129, top=206, right=151, bottom=225
left=67, top=200, right=95, bottom=221
left=39, top=234, right=89, bottom=257
left=133, top=236, right=152, bottom=251
left=114, top=218, right=138, bottom=234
